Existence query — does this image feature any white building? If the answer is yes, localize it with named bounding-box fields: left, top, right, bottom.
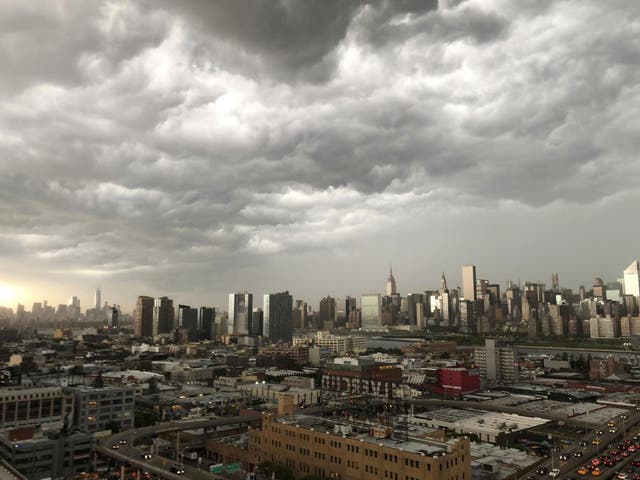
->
left=624, top=260, right=640, bottom=297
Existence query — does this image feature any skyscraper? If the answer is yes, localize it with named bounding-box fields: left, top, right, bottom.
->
left=624, top=260, right=640, bottom=297
left=440, top=272, right=448, bottom=291
left=198, top=306, right=216, bottom=340
left=263, top=291, right=293, bottom=342
left=386, top=266, right=397, bottom=295
left=462, top=265, right=476, bottom=301
left=318, top=296, right=336, bottom=330
left=134, top=296, right=154, bottom=338
left=67, top=296, right=81, bottom=320
left=178, top=304, right=198, bottom=340
left=152, top=296, right=174, bottom=336
left=406, top=293, right=425, bottom=326
left=228, top=292, right=253, bottom=335
left=551, top=273, right=559, bottom=292
left=361, top=294, right=382, bottom=331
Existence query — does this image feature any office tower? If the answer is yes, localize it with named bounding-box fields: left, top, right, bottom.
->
left=318, top=296, right=336, bottom=330
left=459, top=300, right=475, bottom=334
left=263, top=291, right=293, bottom=342
left=67, top=296, right=81, bottom=320
left=110, top=305, right=119, bottom=328
left=462, top=265, right=476, bottom=301
left=345, top=296, right=357, bottom=317
left=361, top=294, right=382, bottom=331
left=177, top=304, right=198, bottom=340
left=134, top=296, right=154, bottom=337
left=440, top=272, right=448, bottom=291
left=251, top=308, right=264, bottom=336
left=475, top=279, right=490, bottom=301
left=551, top=273, right=560, bottom=292
left=579, top=285, right=587, bottom=301
left=606, top=281, right=623, bottom=303
left=406, top=293, right=425, bottom=326
left=152, top=296, right=174, bottom=336
left=623, top=295, right=639, bottom=316
left=16, top=303, right=25, bottom=324
left=228, top=292, right=253, bottom=335
left=524, top=282, right=545, bottom=303
left=592, top=278, right=606, bottom=302
left=198, top=306, right=215, bottom=340
left=293, top=300, right=306, bottom=329
left=624, top=260, right=640, bottom=297
left=334, top=297, right=346, bottom=327
left=94, top=288, right=101, bottom=311
left=441, top=290, right=451, bottom=325
left=386, top=265, right=397, bottom=295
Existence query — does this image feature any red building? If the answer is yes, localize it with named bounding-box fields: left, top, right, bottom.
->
left=435, top=367, right=480, bottom=397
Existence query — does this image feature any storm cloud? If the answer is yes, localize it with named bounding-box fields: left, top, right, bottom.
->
left=1, top=0, right=639, bottom=310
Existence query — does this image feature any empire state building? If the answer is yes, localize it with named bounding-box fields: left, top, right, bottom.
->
left=386, top=266, right=397, bottom=295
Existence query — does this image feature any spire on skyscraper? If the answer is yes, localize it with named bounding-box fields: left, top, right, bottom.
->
left=440, top=272, right=448, bottom=291
left=386, top=264, right=397, bottom=295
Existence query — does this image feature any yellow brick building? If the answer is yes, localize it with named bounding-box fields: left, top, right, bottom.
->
left=249, top=412, right=471, bottom=480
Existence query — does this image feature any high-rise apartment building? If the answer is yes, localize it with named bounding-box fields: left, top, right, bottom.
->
left=624, top=260, right=640, bottom=297
left=229, top=292, right=253, bottom=335
left=472, top=339, right=518, bottom=386
left=134, top=296, right=154, bottom=338
left=264, top=291, right=293, bottom=342
left=152, top=296, right=175, bottom=336
left=361, top=294, right=382, bottom=331
left=462, top=265, right=476, bottom=301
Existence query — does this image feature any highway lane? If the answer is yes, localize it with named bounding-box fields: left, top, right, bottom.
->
left=97, top=413, right=263, bottom=479
left=531, top=410, right=640, bottom=480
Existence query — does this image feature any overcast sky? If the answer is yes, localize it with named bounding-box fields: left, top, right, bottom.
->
left=1, top=0, right=640, bottom=312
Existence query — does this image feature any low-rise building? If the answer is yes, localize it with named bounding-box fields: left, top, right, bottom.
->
left=249, top=410, right=471, bottom=480
left=411, top=408, right=548, bottom=444
left=65, top=385, right=134, bottom=434
left=0, top=387, right=74, bottom=430
left=322, top=356, right=402, bottom=398
left=0, top=429, right=93, bottom=480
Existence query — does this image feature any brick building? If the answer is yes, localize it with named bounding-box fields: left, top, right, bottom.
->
left=249, top=411, right=471, bottom=480
left=435, top=368, right=480, bottom=397
left=322, top=357, right=402, bottom=398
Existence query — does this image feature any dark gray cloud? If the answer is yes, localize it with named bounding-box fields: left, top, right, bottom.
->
left=0, top=0, right=639, bottom=310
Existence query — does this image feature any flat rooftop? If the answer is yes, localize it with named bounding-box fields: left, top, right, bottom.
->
left=276, top=413, right=454, bottom=456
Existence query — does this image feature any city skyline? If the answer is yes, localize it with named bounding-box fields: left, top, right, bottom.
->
left=3, top=259, right=638, bottom=314
left=2, top=1, right=640, bottom=313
